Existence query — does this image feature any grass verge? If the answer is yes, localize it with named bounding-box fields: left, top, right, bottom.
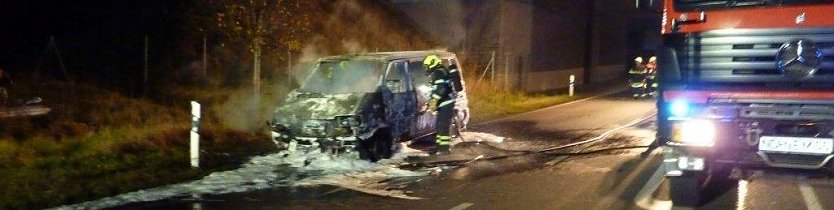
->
left=0, top=81, right=276, bottom=209
left=466, top=80, right=605, bottom=124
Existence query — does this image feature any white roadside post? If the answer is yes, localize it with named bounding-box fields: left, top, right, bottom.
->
left=190, top=101, right=201, bottom=168
left=569, top=75, right=576, bottom=97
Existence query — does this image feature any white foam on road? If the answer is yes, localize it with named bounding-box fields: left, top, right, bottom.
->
left=52, top=150, right=427, bottom=210
left=457, top=132, right=505, bottom=144
left=54, top=132, right=508, bottom=210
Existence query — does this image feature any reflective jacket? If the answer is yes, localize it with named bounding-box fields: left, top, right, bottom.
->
left=429, top=66, right=455, bottom=109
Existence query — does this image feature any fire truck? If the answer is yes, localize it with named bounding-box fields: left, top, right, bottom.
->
left=656, top=0, right=834, bottom=206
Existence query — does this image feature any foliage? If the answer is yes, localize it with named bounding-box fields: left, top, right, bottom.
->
left=207, top=0, right=312, bottom=52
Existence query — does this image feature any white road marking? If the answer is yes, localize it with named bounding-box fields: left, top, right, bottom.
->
left=799, top=179, right=824, bottom=210
left=736, top=180, right=748, bottom=210
left=634, top=165, right=674, bottom=210
left=450, top=202, right=474, bottom=210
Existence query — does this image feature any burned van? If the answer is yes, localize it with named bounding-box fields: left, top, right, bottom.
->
left=268, top=50, right=469, bottom=161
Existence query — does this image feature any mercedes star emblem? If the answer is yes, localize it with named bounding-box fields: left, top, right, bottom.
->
left=776, top=39, right=823, bottom=78
left=795, top=13, right=806, bottom=24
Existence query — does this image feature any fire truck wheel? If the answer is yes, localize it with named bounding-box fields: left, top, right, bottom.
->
left=669, top=173, right=705, bottom=207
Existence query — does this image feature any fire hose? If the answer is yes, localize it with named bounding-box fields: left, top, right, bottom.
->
left=402, top=114, right=657, bottom=168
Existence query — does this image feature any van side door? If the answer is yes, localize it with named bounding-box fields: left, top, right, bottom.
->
left=407, top=60, right=436, bottom=136
left=382, top=60, right=417, bottom=139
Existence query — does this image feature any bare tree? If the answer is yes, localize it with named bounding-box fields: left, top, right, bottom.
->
left=206, top=0, right=310, bottom=97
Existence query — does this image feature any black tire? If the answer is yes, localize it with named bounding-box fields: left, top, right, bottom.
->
left=357, top=129, right=393, bottom=162
left=357, top=140, right=372, bottom=160
left=669, top=173, right=705, bottom=207
left=374, top=130, right=394, bottom=160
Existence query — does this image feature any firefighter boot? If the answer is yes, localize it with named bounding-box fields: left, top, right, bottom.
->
left=433, top=135, right=452, bottom=155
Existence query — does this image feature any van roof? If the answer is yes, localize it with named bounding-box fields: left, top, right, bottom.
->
left=318, top=50, right=456, bottom=62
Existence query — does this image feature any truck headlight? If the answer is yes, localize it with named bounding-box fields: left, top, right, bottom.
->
left=671, top=119, right=716, bottom=147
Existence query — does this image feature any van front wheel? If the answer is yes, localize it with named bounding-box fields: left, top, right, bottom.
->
left=357, top=129, right=393, bottom=162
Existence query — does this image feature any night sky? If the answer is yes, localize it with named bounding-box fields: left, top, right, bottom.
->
left=1, top=0, right=185, bottom=89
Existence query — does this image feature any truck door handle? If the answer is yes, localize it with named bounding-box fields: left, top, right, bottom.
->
left=672, top=11, right=706, bottom=31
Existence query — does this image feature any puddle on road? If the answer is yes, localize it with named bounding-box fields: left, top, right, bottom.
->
left=53, top=132, right=506, bottom=210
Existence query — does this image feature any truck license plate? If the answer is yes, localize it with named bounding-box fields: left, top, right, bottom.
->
left=759, top=136, right=833, bottom=155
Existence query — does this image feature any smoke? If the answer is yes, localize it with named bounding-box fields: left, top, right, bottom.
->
left=342, top=40, right=364, bottom=54
left=390, top=0, right=467, bottom=49
left=214, top=0, right=438, bottom=131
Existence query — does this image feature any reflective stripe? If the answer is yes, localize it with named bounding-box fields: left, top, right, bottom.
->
left=629, top=69, right=647, bottom=74
left=449, top=69, right=458, bottom=73
left=436, top=135, right=452, bottom=145
left=434, top=79, right=448, bottom=84
left=431, top=94, right=441, bottom=99
left=438, top=99, right=456, bottom=107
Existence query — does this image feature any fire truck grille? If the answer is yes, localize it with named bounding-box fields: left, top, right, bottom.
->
left=763, top=153, right=830, bottom=168
left=740, top=103, right=834, bottom=120
left=680, top=28, right=834, bottom=82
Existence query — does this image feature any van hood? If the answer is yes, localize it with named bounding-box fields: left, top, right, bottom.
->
left=272, top=91, right=364, bottom=122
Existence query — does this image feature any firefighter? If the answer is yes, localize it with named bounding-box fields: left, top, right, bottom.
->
left=646, top=56, right=657, bottom=70
left=645, top=56, right=658, bottom=95
left=628, top=57, right=648, bottom=98
left=424, top=55, right=455, bottom=154
left=0, top=68, right=12, bottom=106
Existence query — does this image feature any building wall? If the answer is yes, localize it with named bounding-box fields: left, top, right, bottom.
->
left=523, top=68, right=584, bottom=92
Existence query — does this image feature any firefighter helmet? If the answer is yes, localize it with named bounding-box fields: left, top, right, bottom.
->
left=634, top=57, right=644, bottom=63
left=648, top=56, right=657, bottom=63
left=423, top=55, right=442, bottom=69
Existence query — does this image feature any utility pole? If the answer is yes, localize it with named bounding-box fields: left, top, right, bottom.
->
left=203, top=36, right=208, bottom=79
left=582, top=0, right=599, bottom=84
left=504, top=52, right=510, bottom=90
left=287, top=50, right=292, bottom=85
left=144, top=35, right=149, bottom=94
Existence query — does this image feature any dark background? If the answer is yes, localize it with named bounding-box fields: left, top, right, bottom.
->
left=0, top=0, right=185, bottom=94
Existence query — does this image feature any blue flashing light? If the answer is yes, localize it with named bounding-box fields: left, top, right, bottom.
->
left=670, top=100, right=690, bottom=117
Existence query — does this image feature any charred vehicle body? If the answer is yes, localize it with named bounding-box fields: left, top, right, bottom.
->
left=268, top=51, right=469, bottom=161
left=657, top=0, right=834, bottom=206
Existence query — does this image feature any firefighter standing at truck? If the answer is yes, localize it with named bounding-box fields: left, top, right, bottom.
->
left=645, top=56, right=658, bottom=96
left=628, top=57, right=648, bottom=97
left=424, top=55, right=456, bottom=154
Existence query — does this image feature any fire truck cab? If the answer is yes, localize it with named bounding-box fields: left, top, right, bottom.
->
left=657, top=0, right=834, bottom=206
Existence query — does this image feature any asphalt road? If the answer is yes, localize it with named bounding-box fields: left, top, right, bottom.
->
left=115, top=92, right=834, bottom=210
